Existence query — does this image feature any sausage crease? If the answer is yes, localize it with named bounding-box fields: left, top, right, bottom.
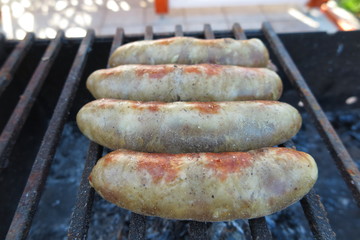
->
left=109, top=37, right=269, bottom=68
left=76, top=99, right=302, bottom=153
left=87, top=64, right=283, bottom=101
left=89, top=148, right=318, bottom=221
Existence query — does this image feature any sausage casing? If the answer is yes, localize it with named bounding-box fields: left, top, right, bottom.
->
left=109, top=37, right=269, bottom=68
left=76, top=100, right=302, bottom=153
left=89, top=147, right=318, bottom=221
left=87, top=64, right=283, bottom=101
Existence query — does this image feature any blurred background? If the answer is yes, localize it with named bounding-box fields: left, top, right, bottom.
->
left=0, top=0, right=359, bottom=38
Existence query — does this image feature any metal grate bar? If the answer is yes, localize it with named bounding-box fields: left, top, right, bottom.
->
left=232, top=23, right=273, bottom=240
left=282, top=140, right=336, bottom=239
left=264, top=20, right=335, bottom=238
left=232, top=23, right=246, bottom=40
left=0, top=33, right=5, bottom=46
left=108, top=28, right=125, bottom=63
left=127, top=27, right=156, bottom=240
left=129, top=213, right=147, bottom=240
left=0, top=32, right=35, bottom=96
left=249, top=218, right=273, bottom=240
left=204, top=24, right=215, bottom=39
left=262, top=22, right=360, bottom=206
left=301, top=189, right=336, bottom=240
left=5, top=30, right=94, bottom=240
left=0, top=33, right=6, bottom=58
left=67, top=28, right=124, bottom=240
left=188, top=222, right=208, bottom=240
left=0, top=31, right=64, bottom=169
left=232, top=23, right=247, bottom=41
left=175, top=25, right=184, bottom=37
left=67, top=142, right=103, bottom=240
left=145, top=26, right=154, bottom=40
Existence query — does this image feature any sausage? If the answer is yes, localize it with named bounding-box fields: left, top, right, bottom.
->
left=76, top=99, right=301, bottom=153
left=87, top=64, right=283, bottom=101
left=109, top=37, right=269, bottom=68
left=89, top=147, right=318, bottom=221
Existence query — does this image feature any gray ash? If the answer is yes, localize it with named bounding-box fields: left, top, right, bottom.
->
left=28, top=123, right=88, bottom=240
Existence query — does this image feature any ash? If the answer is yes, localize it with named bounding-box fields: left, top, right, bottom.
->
left=28, top=123, right=89, bottom=240
left=26, top=109, right=360, bottom=239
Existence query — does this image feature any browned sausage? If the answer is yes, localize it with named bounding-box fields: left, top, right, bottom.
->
left=76, top=99, right=302, bottom=153
left=87, top=64, right=283, bottom=101
left=89, top=147, right=318, bottom=221
left=109, top=37, right=269, bottom=68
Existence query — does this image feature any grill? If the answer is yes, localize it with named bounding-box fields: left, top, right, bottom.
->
left=0, top=22, right=359, bottom=240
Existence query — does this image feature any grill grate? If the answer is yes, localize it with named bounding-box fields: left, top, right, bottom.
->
left=0, top=32, right=64, bottom=169
left=0, top=33, right=35, bottom=96
left=231, top=23, right=273, bottom=240
left=262, top=22, right=360, bottom=206
left=0, top=22, right=358, bottom=240
left=67, top=27, right=124, bottom=240
left=4, top=30, right=94, bottom=240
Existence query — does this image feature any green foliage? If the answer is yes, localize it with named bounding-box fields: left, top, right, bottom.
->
left=339, top=0, right=360, bottom=14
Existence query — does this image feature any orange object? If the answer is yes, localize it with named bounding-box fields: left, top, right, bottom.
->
left=155, top=0, right=169, bottom=14
left=307, top=0, right=328, bottom=8
left=320, top=3, right=358, bottom=31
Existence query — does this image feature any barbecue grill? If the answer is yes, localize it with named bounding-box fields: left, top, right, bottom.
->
left=0, top=22, right=359, bottom=240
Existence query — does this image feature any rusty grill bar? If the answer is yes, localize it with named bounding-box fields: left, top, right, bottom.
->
left=0, top=32, right=35, bottom=96
left=282, top=140, right=335, bottom=239
left=262, top=22, right=360, bottom=206
left=0, top=31, right=64, bottom=168
left=300, top=189, right=336, bottom=239
left=5, top=30, right=94, bottom=240
left=67, top=27, right=124, bottom=240
left=175, top=25, right=184, bottom=37
left=125, top=26, right=156, bottom=240
left=0, top=22, right=358, bottom=239
left=67, top=142, right=103, bottom=240
left=231, top=23, right=273, bottom=240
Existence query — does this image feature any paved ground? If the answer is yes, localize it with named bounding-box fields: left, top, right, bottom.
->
left=0, top=0, right=338, bottom=39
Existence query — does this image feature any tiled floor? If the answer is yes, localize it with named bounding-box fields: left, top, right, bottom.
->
left=0, top=0, right=338, bottom=39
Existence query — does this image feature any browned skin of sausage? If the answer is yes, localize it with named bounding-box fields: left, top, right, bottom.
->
left=87, top=64, right=283, bottom=101
left=109, top=37, right=270, bottom=68
left=89, top=148, right=318, bottom=221
left=76, top=99, right=302, bottom=153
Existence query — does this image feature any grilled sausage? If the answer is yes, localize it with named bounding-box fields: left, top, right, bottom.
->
left=87, top=64, right=283, bottom=101
left=109, top=37, right=269, bottom=68
left=76, top=100, right=301, bottom=153
left=89, top=147, right=318, bottom=221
